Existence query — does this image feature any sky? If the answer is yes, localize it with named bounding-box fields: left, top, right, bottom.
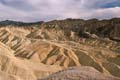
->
left=0, top=0, right=120, bottom=22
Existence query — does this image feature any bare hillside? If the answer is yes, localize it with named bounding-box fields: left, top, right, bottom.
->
left=0, top=19, right=120, bottom=80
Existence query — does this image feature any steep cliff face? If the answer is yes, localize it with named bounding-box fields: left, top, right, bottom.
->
left=0, top=18, right=120, bottom=80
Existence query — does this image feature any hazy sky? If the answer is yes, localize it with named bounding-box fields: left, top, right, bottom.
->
left=0, top=0, right=120, bottom=22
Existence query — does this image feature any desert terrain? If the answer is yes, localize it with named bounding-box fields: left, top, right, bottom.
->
left=0, top=18, right=120, bottom=80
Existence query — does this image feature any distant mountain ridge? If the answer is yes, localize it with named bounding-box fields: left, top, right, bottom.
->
left=0, top=20, right=43, bottom=26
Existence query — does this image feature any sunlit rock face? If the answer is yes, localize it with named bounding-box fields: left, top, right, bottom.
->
left=0, top=18, right=120, bottom=80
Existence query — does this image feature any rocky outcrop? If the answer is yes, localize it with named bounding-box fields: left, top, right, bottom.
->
left=40, top=66, right=119, bottom=80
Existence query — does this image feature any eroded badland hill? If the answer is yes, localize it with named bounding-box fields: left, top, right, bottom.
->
left=0, top=18, right=120, bottom=80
